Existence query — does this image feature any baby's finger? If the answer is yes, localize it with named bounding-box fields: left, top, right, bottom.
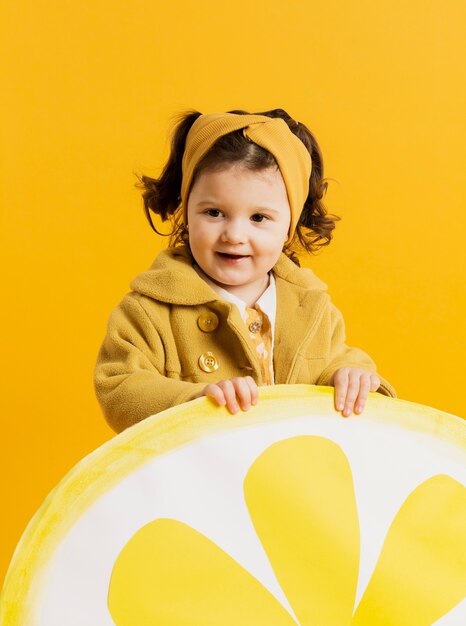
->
left=219, top=379, right=240, bottom=414
left=202, top=384, right=226, bottom=407
left=354, top=375, right=372, bottom=414
left=334, top=369, right=349, bottom=412
left=370, top=374, right=380, bottom=392
left=343, top=373, right=361, bottom=417
left=232, top=377, right=253, bottom=411
left=244, top=376, right=259, bottom=406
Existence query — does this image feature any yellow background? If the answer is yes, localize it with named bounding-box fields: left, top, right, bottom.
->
left=1, top=0, right=465, bottom=586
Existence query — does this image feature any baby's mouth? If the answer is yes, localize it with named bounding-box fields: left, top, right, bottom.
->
left=216, top=252, right=250, bottom=260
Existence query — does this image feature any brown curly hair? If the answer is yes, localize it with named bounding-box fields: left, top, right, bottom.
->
left=136, top=108, right=339, bottom=265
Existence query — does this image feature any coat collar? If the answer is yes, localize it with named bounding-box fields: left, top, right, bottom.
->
left=131, top=245, right=328, bottom=305
left=130, top=246, right=218, bottom=305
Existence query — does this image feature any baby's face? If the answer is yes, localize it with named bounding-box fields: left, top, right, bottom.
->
left=186, top=165, right=291, bottom=304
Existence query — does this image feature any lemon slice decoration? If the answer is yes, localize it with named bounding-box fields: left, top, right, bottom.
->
left=1, top=386, right=465, bottom=625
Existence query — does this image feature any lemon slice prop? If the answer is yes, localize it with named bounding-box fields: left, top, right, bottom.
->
left=1, top=385, right=465, bottom=626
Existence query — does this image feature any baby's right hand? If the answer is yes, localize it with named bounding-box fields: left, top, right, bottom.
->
left=201, top=377, right=259, bottom=414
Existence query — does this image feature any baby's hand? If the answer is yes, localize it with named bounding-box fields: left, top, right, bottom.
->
left=202, top=377, right=259, bottom=414
left=330, top=367, right=380, bottom=417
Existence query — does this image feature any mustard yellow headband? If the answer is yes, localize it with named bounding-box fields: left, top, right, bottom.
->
left=180, top=112, right=312, bottom=243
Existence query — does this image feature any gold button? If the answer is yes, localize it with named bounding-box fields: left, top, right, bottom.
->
left=197, top=312, right=219, bottom=333
left=198, top=351, right=219, bottom=373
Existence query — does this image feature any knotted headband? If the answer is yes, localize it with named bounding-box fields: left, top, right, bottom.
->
left=180, top=112, right=312, bottom=243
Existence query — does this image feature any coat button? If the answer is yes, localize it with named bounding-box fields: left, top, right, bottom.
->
left=198, top=351, right=219, bottom=373
left=197, top=312, right=219, bottom=332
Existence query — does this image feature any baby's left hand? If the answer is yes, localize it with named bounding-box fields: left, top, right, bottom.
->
left=330, top=367, right=380, bottom=417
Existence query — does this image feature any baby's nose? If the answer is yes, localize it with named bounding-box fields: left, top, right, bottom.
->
left=221, top=219, right=247, bottom=243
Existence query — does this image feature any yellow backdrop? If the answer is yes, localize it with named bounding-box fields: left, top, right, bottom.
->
left=1, top=0, right=465, bottom=586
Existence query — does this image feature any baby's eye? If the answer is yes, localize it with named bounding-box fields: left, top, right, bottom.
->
left=250, top=213, right=268, bottom=223
left=205, top=209, right=222, bottom=217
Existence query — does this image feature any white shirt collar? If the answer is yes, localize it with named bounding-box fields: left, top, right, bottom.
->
left=193, top=265, right=275, bottom=319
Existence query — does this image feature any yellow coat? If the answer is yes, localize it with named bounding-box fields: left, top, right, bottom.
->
left=94, top=246, right=396, bottom=432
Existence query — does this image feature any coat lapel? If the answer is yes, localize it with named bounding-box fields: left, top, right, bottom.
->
left=274, top=278, right=329, bottom=383
left=273, top=254, right=329, bottom=384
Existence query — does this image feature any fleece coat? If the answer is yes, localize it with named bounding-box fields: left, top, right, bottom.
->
left=94, top=245, right=396, bottom=432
